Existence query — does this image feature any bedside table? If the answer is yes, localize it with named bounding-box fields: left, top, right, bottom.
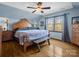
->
left=2, top=31, right=13, bottom=41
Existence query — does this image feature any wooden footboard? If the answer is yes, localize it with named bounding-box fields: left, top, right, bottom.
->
left=23, top=36, right=32, bottom=52
left=21, top=34, right=50, bottom=52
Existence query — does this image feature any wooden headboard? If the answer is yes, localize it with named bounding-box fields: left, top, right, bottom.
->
left=12, top=18, right=30, bottom=30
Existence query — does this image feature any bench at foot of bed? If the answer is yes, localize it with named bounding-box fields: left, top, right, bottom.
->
left=33, top=39, right=50, bottom=52
left=23, top=39, right=50, bottom=52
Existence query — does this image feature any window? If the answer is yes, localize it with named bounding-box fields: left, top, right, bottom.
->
left=54, top=16, right=63, bottom=32
left=47, top=18, right=54, bottom=31
left=47, top=15, right=64, bottom=32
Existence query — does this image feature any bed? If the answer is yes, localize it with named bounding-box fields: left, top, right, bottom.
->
left=15, top=29, right=50, bottom=52
left=13, top=19, right=50, bottom=52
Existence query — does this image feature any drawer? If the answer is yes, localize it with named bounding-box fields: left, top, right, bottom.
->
left=2, top=31, right=13, bottom=41
left=0, top=32, right=2, bottom=56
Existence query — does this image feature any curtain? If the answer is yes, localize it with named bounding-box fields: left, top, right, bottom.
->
left=62, top=14, right=70, bottom=42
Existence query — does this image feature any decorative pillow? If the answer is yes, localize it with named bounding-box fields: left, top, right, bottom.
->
left=18, top=27, right=37, bottom=30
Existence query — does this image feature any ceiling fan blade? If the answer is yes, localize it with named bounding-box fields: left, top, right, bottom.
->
left=42, top=7, right=51, bottom=9
left=41, top=11, right=44, bottom=13
left=27, top=7, right=36, bottom=9
left=32, top=10, right=37, bottom=13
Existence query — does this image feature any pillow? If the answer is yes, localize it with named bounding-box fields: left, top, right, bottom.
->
left=18, top=27, right=37, bottom=30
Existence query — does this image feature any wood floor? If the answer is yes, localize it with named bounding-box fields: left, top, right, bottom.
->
left=1, top=39, right=79, bottom=57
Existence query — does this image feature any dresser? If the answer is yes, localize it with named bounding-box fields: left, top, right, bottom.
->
left=0, top=32, right=2, bottom=56
left=2, top=31, right=13, bottom=41
left=72, top=24, right=79, bottom=46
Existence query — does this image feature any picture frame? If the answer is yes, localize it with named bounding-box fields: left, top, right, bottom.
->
left=72, top=16, right=79, bottom=24
left=40, top=21, right=44, bottom=26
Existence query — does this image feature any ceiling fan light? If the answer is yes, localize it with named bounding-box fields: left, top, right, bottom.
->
left=37, top=8, right=42, bottom=11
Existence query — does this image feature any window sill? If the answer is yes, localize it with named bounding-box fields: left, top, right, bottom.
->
left=49, top=30, right=62, bottom=33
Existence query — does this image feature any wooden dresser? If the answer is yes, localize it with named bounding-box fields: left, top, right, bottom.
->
left=0, top=32, right=2, bottom=56
left=72, top=23, right=79, bottom=46
left=2, top=31, right=13, bottom=41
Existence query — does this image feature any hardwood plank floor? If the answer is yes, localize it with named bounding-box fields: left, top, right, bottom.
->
left=1, top=39, right=79, bottom=57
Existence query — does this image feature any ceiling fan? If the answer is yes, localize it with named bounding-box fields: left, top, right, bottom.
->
left=27, top=2, right=51, bottom=13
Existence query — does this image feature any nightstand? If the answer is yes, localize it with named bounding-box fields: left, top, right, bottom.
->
left=2, top=31, right=13, bottom=41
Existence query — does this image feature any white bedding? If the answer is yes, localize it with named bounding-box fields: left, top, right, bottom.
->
left=15, top=30, right=49, bottom=45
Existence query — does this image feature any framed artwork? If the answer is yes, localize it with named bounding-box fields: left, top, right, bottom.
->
left=72, top=16, right=79, bottom=24
left=40, top=21, right=44, bottom=26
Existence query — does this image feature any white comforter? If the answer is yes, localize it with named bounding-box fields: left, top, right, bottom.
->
left=15, top=30, right=49, bottom=45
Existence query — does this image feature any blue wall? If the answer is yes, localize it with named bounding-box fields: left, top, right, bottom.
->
left=39, top=8, right=79, bottom=41
left=0, top=4, right=42, bottom=30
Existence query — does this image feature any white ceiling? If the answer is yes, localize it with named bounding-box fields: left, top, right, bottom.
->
left=0, top=2, right=73, bottom=15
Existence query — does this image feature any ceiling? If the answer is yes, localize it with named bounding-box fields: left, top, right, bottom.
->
left=0, top=2, right=79, bottom=15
